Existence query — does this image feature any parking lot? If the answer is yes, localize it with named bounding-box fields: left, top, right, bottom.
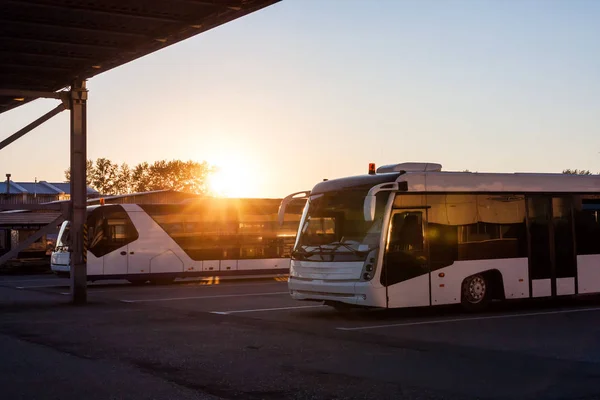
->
left=2, top=273, right=600, bottom=399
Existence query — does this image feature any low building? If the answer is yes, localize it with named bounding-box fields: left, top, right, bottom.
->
left=0, top=180, right=99, bottom=206
left=0, top=180, right=98, bottom=265
left=87, top=190, right=199, bottom=205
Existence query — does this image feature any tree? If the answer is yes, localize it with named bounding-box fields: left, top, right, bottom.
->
left=65, top=158, right=214, bottom=195
left=131, top=162, right=151, bottom=193
left=137, top=159, right=215, bottom=194
left=64, top=159, right=94, bottom=186
left=113, top=163, right=132, bottom=195
left=563, top=169, right=594, bottom=175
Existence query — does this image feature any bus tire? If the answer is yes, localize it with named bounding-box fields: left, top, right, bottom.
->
left=461, top=273, right=490, bottom=312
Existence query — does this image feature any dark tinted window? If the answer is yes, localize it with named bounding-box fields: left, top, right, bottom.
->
left=575, top=196, right=600, bottom=255
left=382, top=210, right=427, bottom=286
left=87, top=206, right=138, bottom=257
left=527, top=196, right=552, bottom=280
left=428, top=194, right=527, bottom=264
left=553, top=197, right=576, bottom=278
left=141, top=200, right=303, bottom=261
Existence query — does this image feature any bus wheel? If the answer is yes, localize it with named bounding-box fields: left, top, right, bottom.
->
left=127, top=279, right=147, bottom=286
left=461, top=274, right=490, bottom=312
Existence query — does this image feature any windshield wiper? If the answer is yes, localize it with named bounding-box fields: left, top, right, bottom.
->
left=291, top=245, right=316, bottom=259
left=328, top=241, right=373, bottom=257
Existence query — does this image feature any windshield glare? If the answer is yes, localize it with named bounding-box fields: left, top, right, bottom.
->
left=295, top=190, right=388, bottom=257
left=56, top=222, right=70, bottom=249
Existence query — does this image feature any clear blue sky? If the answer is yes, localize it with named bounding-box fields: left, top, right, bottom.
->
left=1, top=0, right=599, bottom=197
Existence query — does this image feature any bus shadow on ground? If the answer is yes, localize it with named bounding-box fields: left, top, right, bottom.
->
left=298, top=294, right=600, bottom=324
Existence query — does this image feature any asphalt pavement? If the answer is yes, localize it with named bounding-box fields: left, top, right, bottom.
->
left=1, top=273, right=600, bottom=400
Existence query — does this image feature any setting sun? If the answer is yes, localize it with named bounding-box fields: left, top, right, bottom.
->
left=207, top=153, right=260, bottom=198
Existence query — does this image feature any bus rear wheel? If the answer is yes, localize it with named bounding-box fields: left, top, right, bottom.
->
left=461, top=274, right=490, bottom=312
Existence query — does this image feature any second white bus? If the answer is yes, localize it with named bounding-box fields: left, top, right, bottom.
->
left=279, top=162, right=600, bottom=311
left=52, top=198, right=304, bottom=283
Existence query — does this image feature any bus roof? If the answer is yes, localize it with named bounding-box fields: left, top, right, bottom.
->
left=403, top=171, right=600, bottom=193
left=309, top=169, right=600, bottom=195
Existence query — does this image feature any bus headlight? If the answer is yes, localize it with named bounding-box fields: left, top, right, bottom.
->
left=360, top=249, right=378, bottom=281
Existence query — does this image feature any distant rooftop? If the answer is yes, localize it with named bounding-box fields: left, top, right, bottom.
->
left=0, top=181, right=98, bottom=196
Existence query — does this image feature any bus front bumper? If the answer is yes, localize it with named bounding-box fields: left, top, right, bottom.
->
left=51, top=263, right=70, bottom=273
left=288, top=277, right=383, bottom=307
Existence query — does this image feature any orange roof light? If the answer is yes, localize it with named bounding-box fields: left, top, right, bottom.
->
left=100, top=198, right=105, bottom=206
left=368, top=163, right=376, bottom=175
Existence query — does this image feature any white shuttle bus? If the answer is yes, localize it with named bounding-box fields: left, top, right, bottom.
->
left=51, top=198, right=304, bottom=283
left=279, top=162, right=600, bottom=311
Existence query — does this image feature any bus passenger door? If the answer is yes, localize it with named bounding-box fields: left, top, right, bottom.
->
left=528, top=196, right=577, bottom=297
left=383, top=209, right=430, bottom=308
left=88, top=207, right=138, bottom=276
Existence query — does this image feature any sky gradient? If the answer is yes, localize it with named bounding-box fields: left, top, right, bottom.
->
left=1, top=0, right=599, bottom=197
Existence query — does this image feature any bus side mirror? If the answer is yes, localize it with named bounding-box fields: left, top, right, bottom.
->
left=278, top=190, right=311, bottom=226
left=363, top=181, right=406, bottom=221
left=364, top=195, right=377, bottom=221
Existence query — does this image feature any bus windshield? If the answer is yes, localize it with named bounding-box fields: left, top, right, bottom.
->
left=294, top=190, right=388, bottom=261
left=55, top=221, right=70, bottom=251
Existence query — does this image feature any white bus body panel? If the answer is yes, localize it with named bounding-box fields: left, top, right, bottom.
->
left=51, top=251, right=103, bottom=275
left=387, top=274, right=430, bottom=308
left=577, top=255, right=600, bottom=294
left=238, top=258, right=288, bottom=272
left=150, top=250, right=183, bottom=274
left=557, top=277, right=575, bottom=296
left=532, top=279, right=551, bottom=297
left=430, top=258, right=529, bottom=305
left=203, top=260, right=219, bottom=272
left=103, top=244, right=129, bottom=275
left=124, top=205, right=197, bottom=275
left=88, top=252, right=103, bottom=276
left=221, top=259, right=237, bottom=272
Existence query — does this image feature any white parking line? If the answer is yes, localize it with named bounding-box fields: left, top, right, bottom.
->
left=211, top=305, right=325, bottom=315
left=87, top=281, right=286, bottom=294
left=15, top=285, right=68, bottom=289
left=120, top=291, right=289, bottom=303
left=336, top=306, right=600, bottom=331
left=58, top=281, right=287, bottom=296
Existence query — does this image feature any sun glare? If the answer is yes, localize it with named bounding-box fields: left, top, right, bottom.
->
left=208, top=153, right=258, bottom=198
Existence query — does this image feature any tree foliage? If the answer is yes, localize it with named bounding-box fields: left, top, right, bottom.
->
left=65, top=158, right=215, bottom=195
left=562, top=169, right=595, bottom=175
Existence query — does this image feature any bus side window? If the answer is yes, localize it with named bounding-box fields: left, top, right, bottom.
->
left=88, top=209, right=139, bottom=257
left=382, top=211, right=426, bottom=286
left=389, top=212, right=423, bottom=252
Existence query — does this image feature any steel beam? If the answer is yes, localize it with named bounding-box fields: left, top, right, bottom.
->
left=0, top=215, right=65, bottom=266
left=0, top=103, right=66, bottom=151
left=0, top=88, right=65, bottom=99
left=69, top=79, right=88, bottom=305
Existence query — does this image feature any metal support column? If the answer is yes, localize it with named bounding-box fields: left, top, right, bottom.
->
left=69, top=80, right=88, bottom=304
